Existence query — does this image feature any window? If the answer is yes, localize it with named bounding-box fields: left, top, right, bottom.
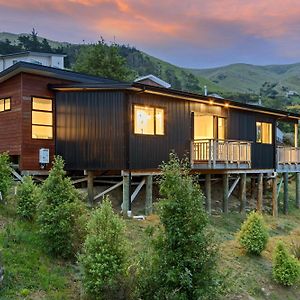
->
left=217, top=117, right=226, bottom=140
left=32, top=97, right=53, bottom=139
left=0, top=98, right=11, bottom=112
left=134, top=105, right=165, bottom=135
left=194, top=114, right=226, bottom=140
left=256, top=122, right=272, bottom=144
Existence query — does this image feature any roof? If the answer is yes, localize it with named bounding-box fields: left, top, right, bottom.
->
left=50, top=82, right=300, bottom=121
left=0, top=51, right=67, bottom=58
left=134, top=74, right=171, bottom=88
left=0, top=61, right=121, bottom=84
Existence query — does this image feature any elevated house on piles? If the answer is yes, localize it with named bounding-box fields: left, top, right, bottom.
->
left=0, top=60, right=299, bottom=216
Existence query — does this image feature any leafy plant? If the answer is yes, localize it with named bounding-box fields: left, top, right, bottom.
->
left=139, top=153, right=220, bottom=300
left=0, top=152, right=12, bottom=200
left=16, top=176, right=40, bottom=221
left=37, top=156, right=86, bottom=258
left=237, top=211, right=269, bottom=255
left=273, top=241, right=300, bottom=286
left=79, top=197, right=129, bottom=300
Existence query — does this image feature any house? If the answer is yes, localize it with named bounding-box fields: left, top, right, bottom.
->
left=0, top=51, right=66, bottom=72
left=134, top=74, right=171, bottom=88
left=0, top=61, right=299, bottom=216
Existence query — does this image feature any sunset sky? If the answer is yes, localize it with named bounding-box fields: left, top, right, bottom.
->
left=0, top=0, right=300, bottom=68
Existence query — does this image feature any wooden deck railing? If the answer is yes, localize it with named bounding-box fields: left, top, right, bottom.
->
left=192, top=139, right=251, bottom=168
left=277, top=146, right=300, bottom=164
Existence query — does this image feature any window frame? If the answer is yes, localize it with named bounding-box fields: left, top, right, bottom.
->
left=31, top=96, right=54, bottom=140
left=0, top=97, right=11, bottom=113
left=256, top=121, right=272, bottom=144
left=133, top=104, right=166, bottom=136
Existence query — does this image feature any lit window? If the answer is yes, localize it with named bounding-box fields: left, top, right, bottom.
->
left=32, top=97, right=53, bottom=139
left=256, top=122, right=272, bottom=144
left=218, top=117, right=226, bottom=140
left=134, top=105, right=165, bottom=135
left=0, top=98, right=11, bottom=112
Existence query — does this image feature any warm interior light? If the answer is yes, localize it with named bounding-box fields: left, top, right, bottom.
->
left=224, top=103, right=229, bottom=108
left=209, top=100, right=214, bottom=105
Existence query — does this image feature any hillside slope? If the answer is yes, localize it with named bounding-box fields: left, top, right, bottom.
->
left=188, top=63, right=300, bottom=96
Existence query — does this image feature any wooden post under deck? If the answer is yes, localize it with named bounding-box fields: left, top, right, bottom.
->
left=296, top=173, right=300, bottom=209
left=239, top=173, right=246, bottom=213
left=205, top=174, right=212, bottom=214
left=87, top=171, right=94, bottom=206
left=272, top=175, right=278, bottom=217
left=283, top=172, right=289, bottom=214
left=251, top=177, right=256, bottom=201
left=257, top=173, right=263, bottom=212
left=223, top=174, right=229, bottom=213
left=145, top=175, right=153, bottom=215
left=122, top=175, right=129, bottom=216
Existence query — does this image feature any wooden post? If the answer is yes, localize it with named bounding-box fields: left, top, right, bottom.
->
left=296, top=173, right=300, bottom=209
left=239, top=173, right=246, bottom=213
left=122, top=175, right=129, bottom=216
left=272, top=175, right=278, bottom=217
left=283, top=172, right=289, bottom=214
left=257, top=173, right=263, bottom=212
left=205, top=174, right=211, bottom=214
left=145, top=175, right=153, bottom=215
left=87, top=171, right=94, bottom=206
left=251, top=177, right=256, bottom=201
left=223, top=174, right=229, bottom=213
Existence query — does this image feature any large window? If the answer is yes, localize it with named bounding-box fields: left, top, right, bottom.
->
left=194, top=114, right=226, bottom=140
left=32, top=97, right=53, bottom=139
left=0, top=98, right=11, bottom=112
left=134, top=105, right=164, bottom=135
left=256, top=122, right=272, bottom=144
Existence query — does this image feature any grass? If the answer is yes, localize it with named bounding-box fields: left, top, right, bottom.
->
left=1, top=180, right=300, bottom=299
left=0, top=196, right=81, bottom=300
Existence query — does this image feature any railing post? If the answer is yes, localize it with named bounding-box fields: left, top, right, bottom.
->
left=212, top=140, right=217, bottom=168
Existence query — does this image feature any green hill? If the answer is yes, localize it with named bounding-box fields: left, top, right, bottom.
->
left=187, top=63, right=300, bottom=97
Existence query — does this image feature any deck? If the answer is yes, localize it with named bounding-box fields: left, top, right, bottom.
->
left=191, top=139, right=252, bottom=170
left=276, top=146, right=300, bottom=172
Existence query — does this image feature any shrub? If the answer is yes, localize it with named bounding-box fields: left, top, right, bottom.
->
left=237, top=211, right=269, bottom=255
left=139, top=153, right=220, bottom=300
left=0, top=152, right=12, bottom=200
left=37, top=156, right=86, bottom=258
left=273, top=241, right=300, bottom=286
left=16, top=176, right=40, bottom=220
left=79, top=198, right=129, bottom=300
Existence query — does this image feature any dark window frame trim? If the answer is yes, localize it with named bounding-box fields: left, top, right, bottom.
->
left=31, top=96, right=54, bottom=140
left=132, top=103, right=166, bottom=136
left=0, top=97, right=12, bottom=113
left=256, top=121, right=272, bottom=144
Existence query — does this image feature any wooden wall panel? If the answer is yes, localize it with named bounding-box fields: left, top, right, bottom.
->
left=20, top=73, right=74, bottom=171
left=0, top=74, right=22, bottom=156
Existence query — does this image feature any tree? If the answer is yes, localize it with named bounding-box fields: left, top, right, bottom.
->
left=139, top=153, right=220, bottom=300
left=16, top=176, right=40, bottom=221
left=37, top=156, right=86, bottom=258
left=0, top=153, right=12, bottom=200
left=79, top=198, right=129, bottom=299
left=273, top=241, right=300, bottom=286
left=237, top=211, right=269, bottom=255
left=73, top=38, right=134, bottom=81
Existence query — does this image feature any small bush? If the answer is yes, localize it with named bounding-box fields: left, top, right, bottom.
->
left=0, top=153, right=12, bottom=200
left=37, top=156, right=86, bottom=258
left=16, top=176, right=40, bottom=221
left=273, top=241, right=300, bottom=286
left=237, top=211, right=269, bottom=255
left=79, top=198, right=129, bottom=300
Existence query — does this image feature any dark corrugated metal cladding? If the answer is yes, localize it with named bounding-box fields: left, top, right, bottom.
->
left=55, top=91, right=126, bottom=170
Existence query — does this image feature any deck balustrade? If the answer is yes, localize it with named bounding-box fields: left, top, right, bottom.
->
left=191, top=139, right=251, bottom=169
left=277, top=146, right=300, bottom=172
